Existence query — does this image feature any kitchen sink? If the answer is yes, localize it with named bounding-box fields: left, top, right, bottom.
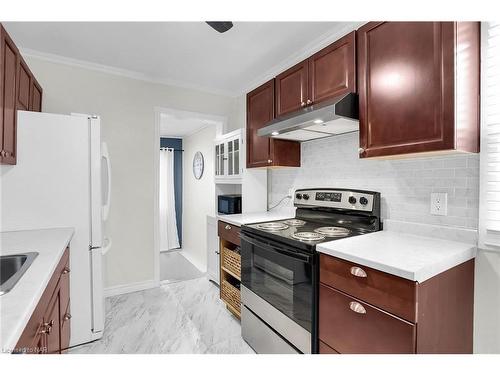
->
left=0, top=252, right=38, bottom=295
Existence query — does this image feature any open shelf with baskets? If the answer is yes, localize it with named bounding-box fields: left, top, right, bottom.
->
left=218, top=220, right=242, bottom=319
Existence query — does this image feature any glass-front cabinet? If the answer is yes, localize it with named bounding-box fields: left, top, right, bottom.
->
left=215, top=129, right=243, bottom=182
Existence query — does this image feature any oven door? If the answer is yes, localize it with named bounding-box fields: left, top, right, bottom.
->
left=240, top=231, right=314, bottom=353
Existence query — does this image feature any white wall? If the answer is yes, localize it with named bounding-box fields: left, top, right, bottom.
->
left=181, top=125, right=216, bottom=271
left=24, top=56, right=238, bottom=289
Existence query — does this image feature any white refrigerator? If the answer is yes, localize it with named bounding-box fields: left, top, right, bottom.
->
left=1, top=110, right=112, bottom=347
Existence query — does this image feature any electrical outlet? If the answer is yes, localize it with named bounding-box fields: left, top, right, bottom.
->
left=430, top=192, right=447, bottom=216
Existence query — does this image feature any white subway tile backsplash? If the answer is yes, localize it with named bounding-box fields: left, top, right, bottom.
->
left=269, top=133, right=480, bottom=229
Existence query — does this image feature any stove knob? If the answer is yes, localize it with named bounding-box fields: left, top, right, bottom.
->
left=295, top=193, right=303, bottom=200
left=302, top=194, right=310, bottom=200
left=348, top=196, right=357, bottom=205
left=359, top=197, right=368, bottom=206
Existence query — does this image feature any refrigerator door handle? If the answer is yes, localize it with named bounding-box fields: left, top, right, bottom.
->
left=102, top=237, right=112, bottom=255
left=101, top=142, right=112, bottom=222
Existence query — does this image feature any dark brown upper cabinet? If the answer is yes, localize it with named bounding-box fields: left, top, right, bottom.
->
left=246, top=80, right=300, bottom=168
left=275, top=31, right=356, bottom=118
left=1, top=23, right=42, bottom=165
left=309, top=31, right=356, bottom=104
left=275, top=60, right=309, bottom=117
left=357, top=22, right=480, bottom=158
left=1, top=24, right=19, bottom=165
left=17, top=58, right=31, bottom=111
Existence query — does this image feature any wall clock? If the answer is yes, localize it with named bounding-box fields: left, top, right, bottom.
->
left=192, top=151, right=204, bottom=180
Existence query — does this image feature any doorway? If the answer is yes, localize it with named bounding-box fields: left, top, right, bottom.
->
left=154, top=107, right=226, bottom=285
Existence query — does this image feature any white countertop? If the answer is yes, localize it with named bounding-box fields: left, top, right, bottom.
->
left=217, top=209, right=296, bottom=227
left=0, top=228, right=74, bottom=352
left=317, top=230, right=477, bottom=282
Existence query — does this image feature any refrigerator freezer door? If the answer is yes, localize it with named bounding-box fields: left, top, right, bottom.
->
left=90, top=247, right=105, bottom=334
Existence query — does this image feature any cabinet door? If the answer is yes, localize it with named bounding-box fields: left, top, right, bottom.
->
left=44, top=291, right=61, bottom=354
left=30, top=79, right=42, bottom=112
left=215, top=142, right=223, bottom=177
left=309, top=31, right=356, bottom=104
left=17, top=58, right=31, bottom=111
left=246, top=80, right=274, bottom=168
left=275, top=60, right=308, bottom=116
left=227, top=137, right=241, bottom=177
left=1, top=25, right=19, bottom=164
left=358, top=22, right=455, bottom=158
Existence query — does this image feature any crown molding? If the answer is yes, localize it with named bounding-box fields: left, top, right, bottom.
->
left=20, top=47, right=238, bottom=98
left=238, top=22, right=364, bottom=96
left=20, top=22, right=365, bottom=100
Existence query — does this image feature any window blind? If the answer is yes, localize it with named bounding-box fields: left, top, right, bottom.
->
left=479, top=22, right=500, bottom=250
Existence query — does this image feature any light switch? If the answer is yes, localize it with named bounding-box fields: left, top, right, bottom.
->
left=430, top=192, right=447, bottom=216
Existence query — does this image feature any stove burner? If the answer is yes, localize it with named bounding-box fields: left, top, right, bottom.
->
left=314, top=226, right=351, bottom=237
left=283, top=219, right=306, bottom=226
left=291, top=232, right=326, bottom=242
left=256, top=222, right=289, bottom=231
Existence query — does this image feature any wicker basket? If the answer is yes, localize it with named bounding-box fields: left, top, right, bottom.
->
left=221, top=246, right=241, bottom=279
left=221, top=279, right=241, bottom=315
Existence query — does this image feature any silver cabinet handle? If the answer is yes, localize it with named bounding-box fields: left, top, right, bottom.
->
left=62, top=267, right=70, bottom=274
left=306, top=99, right=312, bottom=105
left=349, top=301, right=367, bottom=314
left=350, top=266, right=367, bottom=278
left=64, top=313, right=72, bottom=321
left=267, top=159, right=272, bottom=164
left=225, top=225, right=231, bottom=230
left=301, top=101, right=306, bottom=107
left=358, top=147, right=365, bottom=155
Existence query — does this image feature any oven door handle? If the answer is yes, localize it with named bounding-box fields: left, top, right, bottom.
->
left=240, top=233, right=312, bottom=263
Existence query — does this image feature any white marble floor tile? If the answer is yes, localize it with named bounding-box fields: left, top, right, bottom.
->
left=160, top=250, right=204, bottom=283
left=69, top=277, right=254, bottom=354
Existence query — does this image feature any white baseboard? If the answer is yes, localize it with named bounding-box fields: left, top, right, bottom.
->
left=104, top=279, right=158, bottom=297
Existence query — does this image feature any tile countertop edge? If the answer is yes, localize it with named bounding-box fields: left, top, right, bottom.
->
left=316, top=231, right=477, bottom=283
left=0, top=227, right=74, bottom=352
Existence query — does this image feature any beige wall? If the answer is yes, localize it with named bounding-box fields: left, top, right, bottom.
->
left=181, top=126, right=217, bottom=270
left=25, top=56, right=238, bottom=289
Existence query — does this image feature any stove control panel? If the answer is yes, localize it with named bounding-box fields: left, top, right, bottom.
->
left=294, top=189, right=375, bottom=212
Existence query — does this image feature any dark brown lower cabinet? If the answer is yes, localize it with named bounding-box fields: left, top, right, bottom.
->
left=319, top=340, right=339, bottom=354
left=15, top=247, right=70, bottom=354
left=319, top=254, right=474, bottom=354
left=319, top=284, right=416, bottom=354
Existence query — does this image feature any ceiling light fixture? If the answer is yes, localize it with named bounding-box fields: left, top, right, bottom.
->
left=206, top=22, right=234, bottom=33
left=271, top=131, right=280, bottom=136
left=313, top=119, right=324, bottom=124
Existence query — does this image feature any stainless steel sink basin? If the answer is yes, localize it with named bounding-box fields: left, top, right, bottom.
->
left=0, top=252, right=38, bottom=295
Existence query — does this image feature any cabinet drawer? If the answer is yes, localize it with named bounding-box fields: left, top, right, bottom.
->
left=319, top=284, right=416, bottom=354
left=320, top=254, right=416, bottom=322
left=218, top=220, right=241, bottom=246
left=319, top=340, right=339, bottom=354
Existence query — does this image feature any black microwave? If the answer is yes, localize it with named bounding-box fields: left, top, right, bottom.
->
left=218, top=194, right=242, bottom=215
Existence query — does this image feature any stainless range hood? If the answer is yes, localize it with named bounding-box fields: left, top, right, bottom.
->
left=257, top=92, right=359, bottom=142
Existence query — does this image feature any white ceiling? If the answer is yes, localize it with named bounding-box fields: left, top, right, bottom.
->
left=159, top=110, right=224, bottom=138
left=3, top=22, right=357, bottom=96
